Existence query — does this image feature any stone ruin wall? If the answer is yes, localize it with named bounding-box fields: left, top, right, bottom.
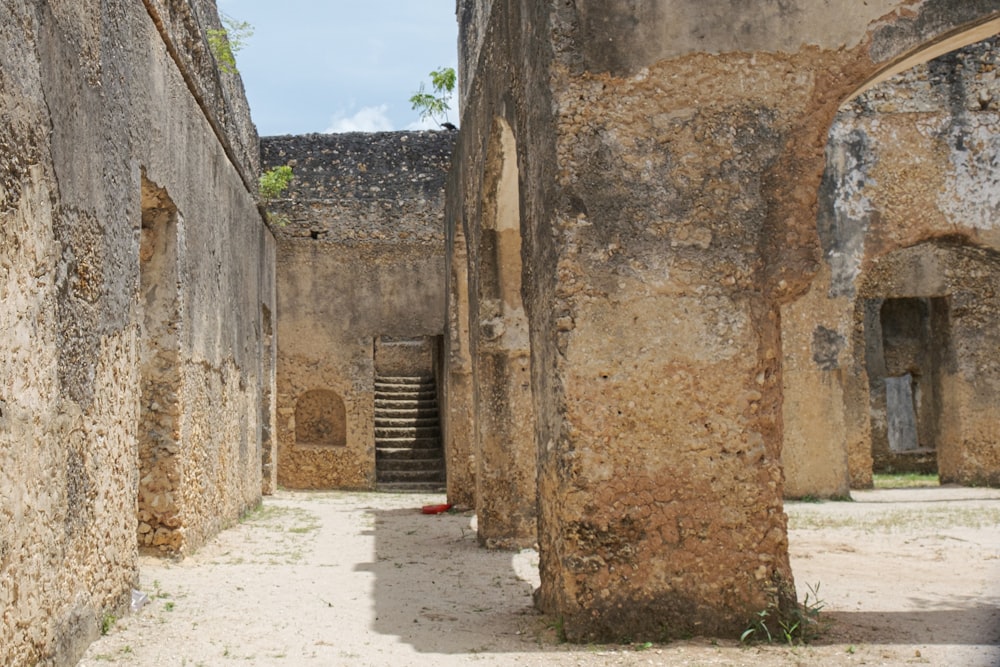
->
left=783, top=36, right=1000, bottom=495
left=262, top=131, right=453, bottom=490
left=0, top=1, right=274, bottom=664
left=450, top=0, right=1000, bottom=644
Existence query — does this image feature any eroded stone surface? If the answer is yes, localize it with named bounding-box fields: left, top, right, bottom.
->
left=785, top=36, right=1000, bottom=494
left=0, top=1, right=273, bottom=663
left=449, top=0, right=1000, bottom=643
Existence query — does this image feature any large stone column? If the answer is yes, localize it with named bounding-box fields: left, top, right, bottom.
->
left=535, top=85, right=800, bottom=638
left=532, top=2, right=889, bottom=641
left=471, top=118, right=537, bottom=548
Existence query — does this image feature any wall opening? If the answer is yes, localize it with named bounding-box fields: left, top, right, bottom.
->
left=294, top=389, right=347, bottom=447
left=796, top=34, right=1000, bottom=493
left=138, top=174, right=185, bottom=553
left=373, top=336, right=445, bottom=490
left=864, top=295, right=948, bottom=476
left=260, top=304, right=276, bottom=494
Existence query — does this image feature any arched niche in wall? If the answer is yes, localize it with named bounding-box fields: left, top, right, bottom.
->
left=479, top=117, right=525, bottom=317
left=295, top=389, right=347, bottom=447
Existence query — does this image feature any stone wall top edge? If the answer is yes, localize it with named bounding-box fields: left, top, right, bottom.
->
left=261, top=129, right=456, bottom=140
left=260, top=131, right=455, bottom=204
left=143, top=0, right=261, bottom=188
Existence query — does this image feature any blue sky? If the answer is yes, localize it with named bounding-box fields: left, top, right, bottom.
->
left=218, top=1, right=459, bottom=136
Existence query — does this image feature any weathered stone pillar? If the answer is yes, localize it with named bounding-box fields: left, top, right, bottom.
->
left=454, top=0, right=1000, bottom=642
left=531, top=1, right=904, bottom=642
left=471, top=118, right=537, bottom=548
left=443, top=217, right=477, bottom=508
left=779, top=273, right=854, bottom=499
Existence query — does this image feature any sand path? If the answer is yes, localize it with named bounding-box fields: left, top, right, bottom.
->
left=81, top=486, right=1000, bottom=666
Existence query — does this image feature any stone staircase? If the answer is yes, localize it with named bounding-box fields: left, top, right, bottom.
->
left=374, top=375, right=446, bottom=492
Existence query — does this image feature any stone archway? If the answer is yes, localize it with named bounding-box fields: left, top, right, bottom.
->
left=853, top=242, right=1000, bottom=486
left=782, top=33, right=1000, bottom=495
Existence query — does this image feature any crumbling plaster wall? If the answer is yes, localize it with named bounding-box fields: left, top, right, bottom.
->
left=262, top=132, right=452, bottom=490
left=784, top=36, right=1000, bottom=494
left=451, top=0, right=1000, bottom=643
left=0, top=1, right=273, bottom=664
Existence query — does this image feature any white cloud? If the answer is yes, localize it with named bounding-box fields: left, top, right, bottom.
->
left=405, top=116, right=441, bottom=131
left=325, top=105, right=394, bottom=133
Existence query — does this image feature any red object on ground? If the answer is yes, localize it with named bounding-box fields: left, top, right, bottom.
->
left=421, top=503, right=452, bottom=515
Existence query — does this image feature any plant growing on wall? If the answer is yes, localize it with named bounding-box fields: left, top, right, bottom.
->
left=410, top=67, right=457, bottom=128
left=260, top=165, right=293, bottom=202
left=259, top=164, right=294, bottom=226
left=207, top=13, right=253, bottom=75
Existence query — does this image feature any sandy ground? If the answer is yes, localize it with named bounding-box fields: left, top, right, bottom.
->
left=80, top=486, right=1000, bottom=667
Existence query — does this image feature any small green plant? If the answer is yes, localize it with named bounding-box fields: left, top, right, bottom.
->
left=740, top=582, right=825, bottom=645
left=239, top=500, right=265, bottom=523
left=546, top=615, right=567, bottom=643
left=100, top=612, right=117, bottom=636
left=259, top=165, right=293, bottom=202
left=207, top=14, right=253, bottom=75
left=259, top=165, right=294, bottom=226
left=409, top=67, right=456, bottom=127
left=164, top=601, right=176, bottom=612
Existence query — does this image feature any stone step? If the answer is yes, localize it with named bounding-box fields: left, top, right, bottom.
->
left=376, top=457, right=445, bottom=472
left=377, top=468, right=446, bottom=483
left=374, top=416, right=440, bottom=428
left=374, top=389, right=437, bottom=400
left=374, top=405, right=439, bottom=414
left=375, top=437, right=441, bottom=450
left=375, top=426, right=440, bottom=438
left=375, top=401, right=436, bottom=410
left=376, top=482, right=447, bottom=493
left=375, top=375, right=434, bottom=385
left=375, top=396, right=437, bottom=410
left=375, top=381, right=435, bottom=393
left=376, top=446, right=444, bottom=460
